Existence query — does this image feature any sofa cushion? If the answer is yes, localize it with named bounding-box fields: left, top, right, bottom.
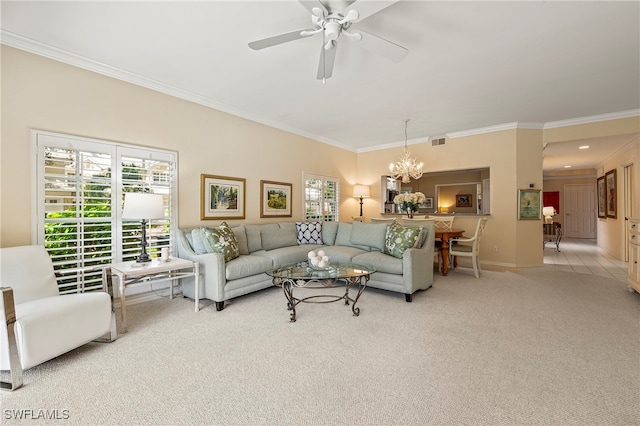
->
left=245, top=224, right=274, bottom=253
left=353, top=251, right=402, bottom=275
left=202, top=222, right=240, bottom=262
left=384, top=221, right=422, bottom=259
left=261, top=225, right=298, bottom=251
left=254, top=246, right=310, bottom=268
left=321, top=222, right=339, bottom=245
left=318, top=245, right=368, bottom=263
left=225, top=255, right=273, bottom=280
left=296, top=221, right=323, bottom=244
left=191, top=228, right=211, bottom=254
left=335, top=223, right=370, bottom=251
left=350, top=222, right=387, bottom=251
left=231, top=225, right=249, bottom=255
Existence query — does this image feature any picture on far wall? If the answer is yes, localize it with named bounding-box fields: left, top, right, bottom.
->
left=597, top=175, right=607, bottom=219
left=518, top=189, right=541, bottom=220
left=201, top=174, right=245, bottom=220
left=456, top=194, right=472, bottom=207
left=260, top=180, right=292, bottom=218
left=424, top=197, right=434, bottom=210
left=606, top=169, right=617, bottom=219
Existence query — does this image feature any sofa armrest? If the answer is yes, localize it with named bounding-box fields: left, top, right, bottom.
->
left=401, top=224, right=435, bottom=293
left=176, top=230, right=226, bottom=301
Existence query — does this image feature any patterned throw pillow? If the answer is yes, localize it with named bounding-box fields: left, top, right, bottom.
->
left=296, top=222, right=323, bottom=245
left=202, top=222, right=240, bottom=262
left=384, top=221, right=422, bottom=259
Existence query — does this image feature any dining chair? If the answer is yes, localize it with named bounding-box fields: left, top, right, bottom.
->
left=428, top=215, right=456, bottom=231
left=1, top=245, right=115, bottom=390
left=398, top=217, right=431, bottom=226
left=448, top=217, right=488, bottom=278
left=428, top=215, right=456, bottom=270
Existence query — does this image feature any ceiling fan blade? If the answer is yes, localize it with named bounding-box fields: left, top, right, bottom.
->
left=317, top=41, right=338, bottom=80
left=298, top=0, right=328, bottom=17
left=248, top=29, right=314, bottom=50
left=357, top=29, right=407, bottom=62
left=345, top=0, right=398, bottom=22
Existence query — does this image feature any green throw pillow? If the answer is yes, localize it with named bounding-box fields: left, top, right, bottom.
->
left=384, top=221, right=422, bottom=259
left=202, top=222, right=240, bottom=262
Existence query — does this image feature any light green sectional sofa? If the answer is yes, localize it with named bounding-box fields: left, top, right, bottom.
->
left=177, top=221, right=435, bottom=311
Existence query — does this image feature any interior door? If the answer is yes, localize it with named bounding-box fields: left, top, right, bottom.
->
left=564, top=184, right=596, bottom=238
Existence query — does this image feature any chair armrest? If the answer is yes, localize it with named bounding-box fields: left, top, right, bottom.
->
left=450, top=236, right=475, bottom=244
left=1, top=287, right=24, bottom=390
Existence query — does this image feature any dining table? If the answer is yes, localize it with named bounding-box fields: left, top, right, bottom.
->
left=435, top=228, right=465, bottom=276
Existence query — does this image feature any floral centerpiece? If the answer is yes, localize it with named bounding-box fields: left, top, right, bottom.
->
left=394, top=192, right=426, bottom=218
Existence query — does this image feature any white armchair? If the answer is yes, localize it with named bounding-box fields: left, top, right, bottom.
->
left=1, top=246, right=115, bottom=390
left=449, top=217, right=488, bottom=278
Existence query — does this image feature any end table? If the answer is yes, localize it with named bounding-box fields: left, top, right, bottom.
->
left=107, top=257, right=199, bottom=332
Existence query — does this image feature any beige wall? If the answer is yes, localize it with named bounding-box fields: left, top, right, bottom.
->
left=357, top=128, right=544, bottom=267
left=2, top=46, right=637, bottom=266
left=0, top=46, right=358, bottom=247
left=596, top=138, right=640, bottom=259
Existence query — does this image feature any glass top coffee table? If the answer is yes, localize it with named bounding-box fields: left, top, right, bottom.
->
left=266, top=262, right=376, bottom=322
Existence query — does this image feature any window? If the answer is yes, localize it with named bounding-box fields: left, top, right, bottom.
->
left=303, top=173, right=339, bottom=222
left=34, top=131, right=177, bottom=294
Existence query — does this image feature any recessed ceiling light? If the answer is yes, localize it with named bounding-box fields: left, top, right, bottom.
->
left=564, top=165, right=572, bottom=168
left=579, top=145, right=590, bottom=149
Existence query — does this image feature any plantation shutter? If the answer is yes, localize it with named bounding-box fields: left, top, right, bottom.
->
left=303, top=173, right=340, bottom=222
left=34, top=131, right=177, bottom=294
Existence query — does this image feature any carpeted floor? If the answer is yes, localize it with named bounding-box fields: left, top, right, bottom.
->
left=1, top=268, right=639, bottom=425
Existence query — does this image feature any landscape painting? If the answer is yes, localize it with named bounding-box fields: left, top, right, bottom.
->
left=261, top=180, right=292, bottom=217
left=201, top=174, right=245, bottom=220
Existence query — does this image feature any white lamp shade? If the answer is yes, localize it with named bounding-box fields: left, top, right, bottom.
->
left=122, top=193, right=165, bottom=220
left=542, top=206, right=556, bottom=217
left=353, top=185, right=370, bottom=198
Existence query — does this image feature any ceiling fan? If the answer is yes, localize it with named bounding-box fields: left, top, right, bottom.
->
left=248, top=0, right=408, bottom=81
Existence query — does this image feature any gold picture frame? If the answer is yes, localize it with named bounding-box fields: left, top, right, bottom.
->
left=456, top=194, right=472, bottom=207
left=597, top=175, right=607, bottom=219
left=606, top=169, right=617, bottom=219
left=200, top=174, right=245, bottom=220
left=260, top=180, right=292, bottom=218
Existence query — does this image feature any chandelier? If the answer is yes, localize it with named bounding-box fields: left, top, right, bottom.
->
left=389, top=119, right=423, bottom=184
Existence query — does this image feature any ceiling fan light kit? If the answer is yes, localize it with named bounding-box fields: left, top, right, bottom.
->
left=248, top=0, right=407, bottom=81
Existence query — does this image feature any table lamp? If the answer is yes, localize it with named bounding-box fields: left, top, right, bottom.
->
left=542, top=206, right=556, bottom=224
left=353, top=185, right=370, bottom=217
left=122, top=193, right=165, bottom=262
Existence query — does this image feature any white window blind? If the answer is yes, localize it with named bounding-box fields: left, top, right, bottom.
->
left=303, top=173, right=339, bottom=222
left=34, top=131, right=177, bottom=294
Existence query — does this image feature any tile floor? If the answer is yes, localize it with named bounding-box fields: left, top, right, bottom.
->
left=543, top=237, right=629, bottom=283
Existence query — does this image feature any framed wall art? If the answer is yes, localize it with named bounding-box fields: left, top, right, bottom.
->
left=200, top=174, right=245, bottom=220
left=606, top=169, right=617, bottom=219
left=456, top=194, right=472, bottom=207
left=518, top=189, right=541, bottom=220
left=424, top=197, right=434, bottom=210
left=597, top=175, right=607, bottom=219
left=260, top=180, right=292, bottom=218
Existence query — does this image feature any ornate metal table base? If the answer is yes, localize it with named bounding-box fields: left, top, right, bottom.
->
left=274, top=274, right=370, bottom=322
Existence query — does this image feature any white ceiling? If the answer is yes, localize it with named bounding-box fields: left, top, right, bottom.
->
left=2, top=0, right=639, bottom=172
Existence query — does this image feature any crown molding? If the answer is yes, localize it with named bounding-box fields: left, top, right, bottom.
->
left=3, top=30, right=636, bottom=155
left=447, top=122, right=544, bottom=139
left=544, top=109, right=640, bottom=129
left=1, top=31, right=357, bottom=153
